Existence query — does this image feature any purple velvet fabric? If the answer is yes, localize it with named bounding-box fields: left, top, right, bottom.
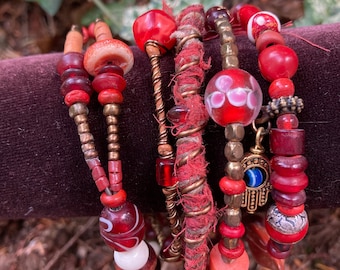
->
left=0, top=23, right=339, bottom=219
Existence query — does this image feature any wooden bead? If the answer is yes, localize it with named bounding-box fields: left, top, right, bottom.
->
left=63, top=26, right=83, bottom=54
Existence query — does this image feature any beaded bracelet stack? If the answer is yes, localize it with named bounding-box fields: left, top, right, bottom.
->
left=57, top=3, right=310, bottom=270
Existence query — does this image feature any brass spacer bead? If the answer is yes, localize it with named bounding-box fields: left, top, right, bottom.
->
left=81, top=142, right=95, bottom=153
left=224, top=194, right=243, bottom=209
left=84, top=149, right=99, bottom=159
left=103, top=103, right=120, bottom=116
left=108, top=151, right=119, bottom=161
left=158, top=144, right=173, bottom=158
left=224, top=141, right=244, bottom=162
left=225, top=161, right=244, bottom=180
left=69, top=103, right=88, bottom=118
left=223, top=237, right=239, bottom=249
left=108, top=142, right=120, bottom=152
left=225, top=124, right=245, bottom=141
left=73, top=114, right=88, bottom=125
left=79, top=133, right=94, bottom=144
left=77, top=122, right=90, bottom=134
left=107, top=133, right=119, bottom=143
left=222, top=56, right=239, bottom=69
left=223, top=208, right=241, bottom=227
left=107, top=125, right=118, bottom=135
left=106, top=115, right=118, bottom=125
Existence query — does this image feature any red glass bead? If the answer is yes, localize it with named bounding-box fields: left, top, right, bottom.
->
left=100, top=189, right=127, bottom=208
left=206, top=6, right=230, bottom=32
left=219, top=176, right=246, bottom=195
left=265, top=205, right=308, bottom=244
left=57, top=52, right=84, bottom=75
left=237, top=4, right=261, bottom=30
left=271, top=189, right=306, bottom=207
left=276, top=113, right=299, bottom=129
left=92, top=72, right=126, bottom=93
left=94, top=176, right=109, bottom=192
left=86, top=157, right=101, bottom=170
left=64, top=90, right=90, bottom=106
left=98, top=89, right=124, bottom=105
left=60, top=76, right=93, bottom=97
left=155, top=157, right=176, bottom=187
left=270, top=171, right=308, bottom=193
left=99, top=202, right=145, bottom=252
left=92, top=165, right=106, bottom=180
left=247, top=11, right=281, bottom=43
left=98, top=64, right=124, bottom=76
left=268, top=78, right=295, bottom=99
left=219, top=221, right=245, bottom=239
left=276, top=203, right=305, bottom=216
left=270, top=128, right=305, bottom=155
left=61, top=68, right=88, bottom=82
left=167, top=105, right=189, bottom=124
left=108, top=160, right=122, bottom=173
left=205, top=68, right=263, bottom=126
left=133, top=10, right=177, bottom=53
left=259, top=45, right=299, bottom=82
left=267, top=239, right=291, bottom=259
left=84, top=39, right=134, bottom=76
left=256, top=30, right=285, bottom=52
left=218, top=239, right=245, bottom=259
left=271, top=155, right=308, bottom=177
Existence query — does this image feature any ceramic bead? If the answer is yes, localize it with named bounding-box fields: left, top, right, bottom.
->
left=64, top=90, right=90, bottom=106
left=114, top=240, right=149, bottom=270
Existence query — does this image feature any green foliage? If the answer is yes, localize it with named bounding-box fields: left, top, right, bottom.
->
left=82, top=0, right=221, bottom=43
left=26, top=0, right=63, bottom=16
left=294, top=0, right=340, bottom=26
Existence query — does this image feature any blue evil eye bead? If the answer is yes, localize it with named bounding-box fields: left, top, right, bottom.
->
left=244, top=167, right=264, bottom=187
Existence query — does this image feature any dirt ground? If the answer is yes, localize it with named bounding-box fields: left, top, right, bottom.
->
left=0, top=0, right=339, bottom=269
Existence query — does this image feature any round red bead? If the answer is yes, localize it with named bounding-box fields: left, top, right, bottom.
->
left=268, top=78, right=295, bottom=99
left=218, top=239, right=245, bottom=259
left=247, top=11, right=281, bottom=43
left=99, top=202, right=145, bottom=252
left=259, top=44, right=299, bottom=82
left=98, top=89, right=124, bottom=105
left=205, top=68, right=263, bottom=126
left=276, top=113, right=299, bottom=129
left=60, top=76, right=93, bottom=97
left=271, top=155, right=308, bottom=176
left=270, top=128, right=305, bottom=156
left=271, top=189, right=306, bottom=207
left=64, top=90, right=90, bottom=106
left=219, top=176, right=246, bottom=195
left=57, top=52, right=84, bottom=75
left=256, top=30, right=285, bottom=52
left=92, top=72, right=126, bottom=93
left=219, top=221, right=245, bottom=239
left=100, top=189, right=127, bottom=208
left=276, top=203, right=305, bottom=216
left=133, top=9, right=177, bottom=53
left=270, top=171, right=308, bottom=193
left=237, top=4, right=261, bottom=30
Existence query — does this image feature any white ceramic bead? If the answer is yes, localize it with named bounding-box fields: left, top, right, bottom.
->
left=114, top=240, right=149, bottom=270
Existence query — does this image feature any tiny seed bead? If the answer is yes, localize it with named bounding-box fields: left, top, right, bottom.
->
left=103, top=104, right=120, bottom=116
left=69, top=102, right=88, bottom=118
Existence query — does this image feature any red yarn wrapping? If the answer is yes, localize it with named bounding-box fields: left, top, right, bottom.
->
left=172, top=4, right=216, bottom=270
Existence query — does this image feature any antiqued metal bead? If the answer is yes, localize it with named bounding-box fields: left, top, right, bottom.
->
left=108, top=151, right=119, bottom=161
left=222, top=56, right=239, bottom=69
left=107, top=125, right=118, bottom=135
left=69, top=103, right=88, bottom=118
left=73, top=114, right=88, bottom=125
left=107, top=133, right=119, bottom=143
left=106, top=115, right=118, bottom=125
left=223, top=237, right=239, bottom=249
left=225, top=124, right=245, bottom=141
left=108, top=142, right=120, bottom=152
left=81, top=142, right=95, bottom=152
left=220, top=43, right=238, bottom=57
left=224, top=194, right=243, bottom=208
left=225, top=161, right=244, bottom=180
left=79, top=133, right=94, bottom=144
left=77, top=122, right=90, bottom=134
left=223, top=208, right=241, bottom=227
left=84, top=149, right=99, bottom=160
left=103, top=103, right=120, bottom=116
left=224, top=141, right=244, bottom=162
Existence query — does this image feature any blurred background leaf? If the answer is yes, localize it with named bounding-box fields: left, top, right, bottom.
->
left=26, top=0, right=63, bottom=16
